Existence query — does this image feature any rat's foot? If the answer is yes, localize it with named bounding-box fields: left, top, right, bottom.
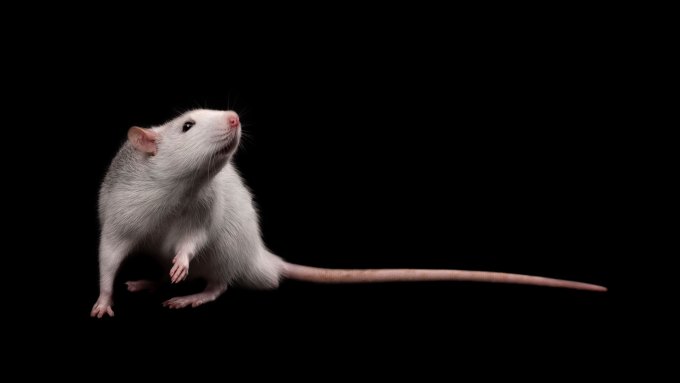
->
left=125, top=280, right=157, bottom=293
left=170, top=254, right=189, bottom=283
left=162, top=284, right=226, bottom=309
left=91, top=294, right=114, bottom=318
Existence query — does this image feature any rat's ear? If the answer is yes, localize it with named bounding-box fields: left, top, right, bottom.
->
left=128, top=127, right=158, bottom=155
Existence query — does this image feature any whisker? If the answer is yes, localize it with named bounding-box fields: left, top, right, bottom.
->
left=239, top=105, right=252, bottom=117
left=239, top=139, right=252, bottom=147
left=231, top=92, right=240, bottom=112
left=207, top=148, right=215, bottom=181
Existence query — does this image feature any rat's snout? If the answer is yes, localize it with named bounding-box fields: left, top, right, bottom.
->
left=225, top=111, right=240, bottom=130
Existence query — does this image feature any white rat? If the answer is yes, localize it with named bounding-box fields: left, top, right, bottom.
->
left=91, top=109, right=606, bottom=318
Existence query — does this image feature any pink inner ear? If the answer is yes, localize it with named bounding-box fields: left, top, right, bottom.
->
left=128, top=127, right=158, bottom=155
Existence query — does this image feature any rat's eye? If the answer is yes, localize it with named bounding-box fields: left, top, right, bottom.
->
left=182, top=120, right=195, bottom=133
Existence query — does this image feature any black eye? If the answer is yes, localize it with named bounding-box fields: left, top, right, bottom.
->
left=182, top=120, right=195, bottom=133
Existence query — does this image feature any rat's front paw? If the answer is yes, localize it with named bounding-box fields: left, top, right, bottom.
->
left=170, top=254, right=189, bottom=283
left=91, top=295, right=114, bottom=318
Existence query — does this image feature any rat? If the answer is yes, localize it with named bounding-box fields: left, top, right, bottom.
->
left=91, top=109, right=607, bottom=318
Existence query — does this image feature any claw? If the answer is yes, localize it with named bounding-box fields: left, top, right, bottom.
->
left=91, top=294, right=115, bottom=318
left=91, top=304, right=114, bottom=318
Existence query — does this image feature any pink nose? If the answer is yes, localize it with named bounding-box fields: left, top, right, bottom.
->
left=226, top=112, right=240, bottom=129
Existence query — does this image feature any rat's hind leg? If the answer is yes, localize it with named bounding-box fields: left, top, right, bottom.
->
left=125, top=279, right=158, bottom=293
left=162, top=283, right=227, bottom=309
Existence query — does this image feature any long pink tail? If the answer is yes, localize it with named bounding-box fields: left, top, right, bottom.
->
left=282, top=262, right=607, bottom=292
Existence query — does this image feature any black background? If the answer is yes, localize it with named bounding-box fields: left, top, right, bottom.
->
left=17, top=12, right=614, bottom=366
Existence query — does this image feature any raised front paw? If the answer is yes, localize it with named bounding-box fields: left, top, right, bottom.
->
left=91, top=295, right=114, bottom=318
left=170, top=254, right=189, bottom=283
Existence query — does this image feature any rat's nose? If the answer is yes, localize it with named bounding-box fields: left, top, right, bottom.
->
left=226, top=111, right=240, bottom=129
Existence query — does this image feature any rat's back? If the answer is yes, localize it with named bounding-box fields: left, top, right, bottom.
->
left=98, top=143, right=164, bottom=235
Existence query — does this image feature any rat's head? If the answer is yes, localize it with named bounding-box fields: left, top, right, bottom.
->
left=127, top=109, right=241, bottom=179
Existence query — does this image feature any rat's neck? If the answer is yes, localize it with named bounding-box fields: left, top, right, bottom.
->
left=152, top=169, right=219, bottom=208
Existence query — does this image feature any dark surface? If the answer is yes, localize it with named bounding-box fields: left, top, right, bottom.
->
left=20, top=21, right=612, bottom=360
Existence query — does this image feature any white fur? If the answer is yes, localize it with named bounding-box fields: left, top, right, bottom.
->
left=91, top=109, right=282, bottom=317
left=90, top=109, right=606, bottom=318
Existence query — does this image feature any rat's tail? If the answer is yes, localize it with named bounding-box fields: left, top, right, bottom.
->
left=282, top=262, right=607, bottom=292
